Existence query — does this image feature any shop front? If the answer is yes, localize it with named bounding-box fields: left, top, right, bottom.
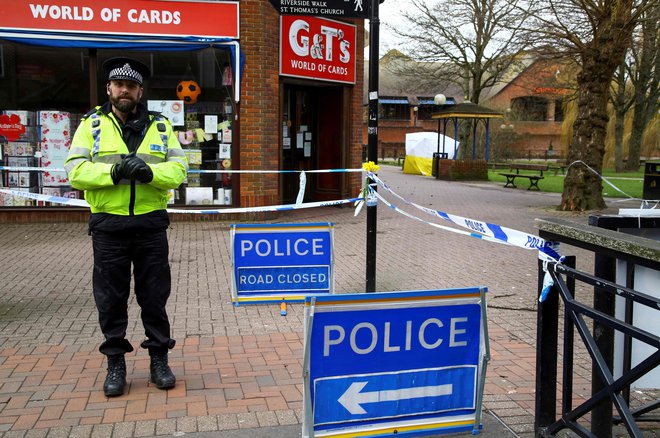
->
left=0, top=0, right=241, bottom=210
left=279, top=14, right=358, bottom=203
left=0, top=0, right=365, bottom=216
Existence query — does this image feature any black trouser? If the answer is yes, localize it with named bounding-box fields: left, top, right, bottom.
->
left=91, top=229, right=175, bottom=356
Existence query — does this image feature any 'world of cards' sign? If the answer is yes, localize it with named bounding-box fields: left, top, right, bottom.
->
left=230, top=223, right=334, bottom=304
left=280, top=15, right=356, bottom=84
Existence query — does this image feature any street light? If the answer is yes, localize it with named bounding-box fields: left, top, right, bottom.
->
left=500, top=108, right=514, bottom=130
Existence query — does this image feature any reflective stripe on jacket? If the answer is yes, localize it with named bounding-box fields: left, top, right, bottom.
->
left=65, top=106, right=188, bottom=215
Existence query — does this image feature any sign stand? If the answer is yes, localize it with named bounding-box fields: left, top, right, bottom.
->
left=303, top=296, right=317, bottom=438
left=302, top=287, right=490, bottom=437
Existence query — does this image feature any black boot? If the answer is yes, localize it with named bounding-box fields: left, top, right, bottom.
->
left=103, top=354, right=126, bottom=397
left=150, top=353, right=176, bottom=389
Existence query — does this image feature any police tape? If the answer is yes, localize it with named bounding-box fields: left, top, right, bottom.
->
left=167, top=197, right=362, bottom=214
left=0, top=166, right=363, bottom=174
left=0, top=188, right=90, bottom=207
left=366, top=172, right=561, bottom=262
left=0, top=166, right=362, bottom=208
left=371, top=190, right=515, bottom=247
left=0, top=188, right=362, bottom=214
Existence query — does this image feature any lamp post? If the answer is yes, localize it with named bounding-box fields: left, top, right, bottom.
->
left=499, top=108, right=515, bottom=160
left=365, top=0, right=380, bottom=292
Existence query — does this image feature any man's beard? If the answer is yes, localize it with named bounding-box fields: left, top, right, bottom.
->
left=110, top=94, right=138, bottom=113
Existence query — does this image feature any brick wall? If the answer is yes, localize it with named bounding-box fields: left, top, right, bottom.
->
left=239, top=1, right=281, bottom=207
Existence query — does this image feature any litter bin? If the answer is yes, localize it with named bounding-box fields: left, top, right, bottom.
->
left=432, top=152, right=448, bottom=178
left=643, top=161, right=660, bottom=200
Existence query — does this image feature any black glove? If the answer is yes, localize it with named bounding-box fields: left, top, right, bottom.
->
left=110, top=156, right=126, bottom=185
left=123, top=154, right=153, bottom=183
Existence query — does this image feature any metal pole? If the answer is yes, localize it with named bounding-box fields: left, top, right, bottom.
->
left=366, top=0, right=379, bottom=292
left=534, top=256, right=559, bottom=435
left=592, top=252, right=615, bottom=438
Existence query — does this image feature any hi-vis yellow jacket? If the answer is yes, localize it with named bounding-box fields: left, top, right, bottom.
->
left=65, top=106, right=188, bottom=216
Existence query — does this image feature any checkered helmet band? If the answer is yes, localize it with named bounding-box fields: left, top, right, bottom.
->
left=109, top=63, right=143, bottom=85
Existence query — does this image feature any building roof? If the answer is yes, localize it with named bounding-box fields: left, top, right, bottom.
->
left=363, top=50, right=464, bottom=105
left=432, top=102, right=503, bottom=119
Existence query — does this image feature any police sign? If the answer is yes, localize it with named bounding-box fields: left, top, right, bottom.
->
left=231, top=223, right=334, bottom=304
left=303, top=288, right=489, bottom=437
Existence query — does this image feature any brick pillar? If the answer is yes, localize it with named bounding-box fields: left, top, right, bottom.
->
left=239, top=1, right=281, bottom=207
left=347, top=21, right=365, bottom=197
left=547, top=99, right=556, bottom=122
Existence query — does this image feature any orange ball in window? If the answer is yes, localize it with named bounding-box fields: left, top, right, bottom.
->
left=176, top=80, right=201, bottom=104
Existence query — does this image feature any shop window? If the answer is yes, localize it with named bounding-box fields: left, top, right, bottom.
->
left=1, top=42, right=235, bottom=208
left=554, top=98, right=564, bottom=122
left=510, top=96, right=548, bottom=121
left=417, top=105, right=440, bottom=120
left=379, top=97, right=410, bottom=120
left=416, top=96, right=455, bottom=120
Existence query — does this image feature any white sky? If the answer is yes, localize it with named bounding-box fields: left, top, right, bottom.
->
left=364, top=0, right=413, bottom=58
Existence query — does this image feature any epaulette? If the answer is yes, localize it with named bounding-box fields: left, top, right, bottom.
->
left=149, top=110, right=169, bottom=121
left=82, top=106, right=101, bottom=120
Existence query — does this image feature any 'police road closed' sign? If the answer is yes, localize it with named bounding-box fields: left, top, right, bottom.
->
left=230, top=223, right=334, bottom=304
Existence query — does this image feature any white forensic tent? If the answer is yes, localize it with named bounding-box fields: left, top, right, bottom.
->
left=403, top=132, right=458, bottom=176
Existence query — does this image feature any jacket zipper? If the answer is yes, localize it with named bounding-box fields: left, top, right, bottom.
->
left=108, top=113, right=157, bottom=217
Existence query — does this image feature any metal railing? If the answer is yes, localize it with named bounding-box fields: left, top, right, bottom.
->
left=535, top=216, right=660, bottom=438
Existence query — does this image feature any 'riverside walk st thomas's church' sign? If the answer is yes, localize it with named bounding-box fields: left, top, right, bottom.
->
left=269, top=0, right=369, bottom=18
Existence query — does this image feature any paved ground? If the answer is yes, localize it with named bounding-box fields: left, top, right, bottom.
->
left=0, top=165, right=655, bottom=438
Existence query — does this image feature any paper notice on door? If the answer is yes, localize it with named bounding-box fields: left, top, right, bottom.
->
left=219, top=143, right=231, bottom=159
left=297, top=133, right=304, bottom=149
left=204, top=115, right=218, bottom=134
left=304, top=142, right=311, bottom=157
left=283, top=137, right=291, bottom=150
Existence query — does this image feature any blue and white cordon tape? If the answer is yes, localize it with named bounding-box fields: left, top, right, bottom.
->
left=1, top=165, right=564, bottom=300
left=365, top=171, right=561, bottom=260
left=0, top=167, right=363, bottom=213
left=0, top=188, right=362, bottom=214
left=363, top=172, right=563, bottom=301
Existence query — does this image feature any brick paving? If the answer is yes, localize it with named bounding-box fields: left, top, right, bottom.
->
left=0, top=165, right=655, bottom=437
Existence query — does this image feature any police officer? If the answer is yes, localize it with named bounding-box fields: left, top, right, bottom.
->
left=65, top=57, right=188, bottom=397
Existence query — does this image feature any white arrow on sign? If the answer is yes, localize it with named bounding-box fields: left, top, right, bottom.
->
left=338, top=381, right=454, bottom=415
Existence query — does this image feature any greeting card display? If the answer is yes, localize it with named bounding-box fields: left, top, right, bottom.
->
left=39, top=111, right=71, bottom=187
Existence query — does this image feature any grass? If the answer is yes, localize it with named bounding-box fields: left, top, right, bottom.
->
left=488, top=169, right=643, bottom=198
left=379, top=158, right=645, bottom=198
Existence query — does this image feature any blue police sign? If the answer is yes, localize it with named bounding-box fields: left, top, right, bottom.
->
left=303, top=288, right=489, bottom=437
left=231, top=223, right=334, bottom=304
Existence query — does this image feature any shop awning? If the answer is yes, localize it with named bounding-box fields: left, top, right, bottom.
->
left=380, top=98, right=409, bottom=105
left=0, top=29, right=244, bottom=102
left=432, top=102, right=503, bottom=119
left=418, top=97, right=456, bottom=105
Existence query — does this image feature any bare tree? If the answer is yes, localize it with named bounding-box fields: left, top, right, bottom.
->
left=525, top=0, right=652, bottom=210
left=610, top=60, right=635, bottom=172
left=625, top=4, right=660, bottom=171
left=389, top=0, right=531, bottom=103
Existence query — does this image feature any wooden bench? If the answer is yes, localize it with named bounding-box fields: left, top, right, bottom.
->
left=498, top=164, right=548, bottom=190
left=549, top=161, right=568, bottom=175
